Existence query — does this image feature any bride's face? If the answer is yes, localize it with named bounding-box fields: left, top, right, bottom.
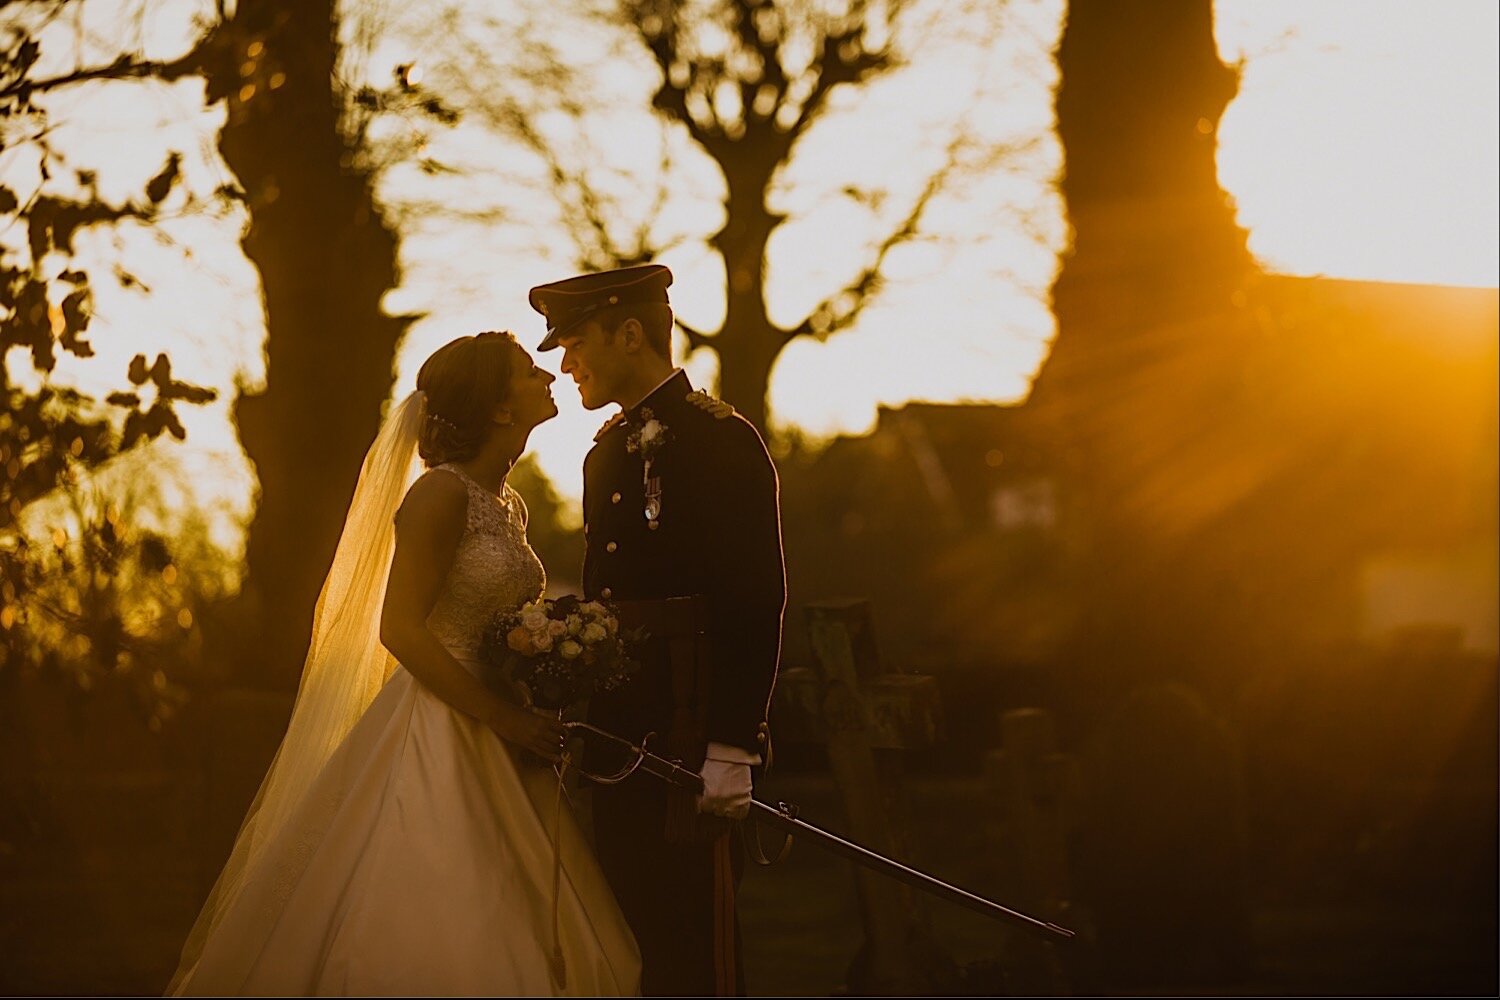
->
left=503, top=348, right=558, bottom=429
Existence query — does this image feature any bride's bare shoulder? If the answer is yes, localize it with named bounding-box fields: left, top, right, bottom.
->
left=396, top=467, right=468, bottom=530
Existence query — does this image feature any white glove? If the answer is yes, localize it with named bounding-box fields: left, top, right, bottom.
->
left=698, top=745, right=755, bottom=819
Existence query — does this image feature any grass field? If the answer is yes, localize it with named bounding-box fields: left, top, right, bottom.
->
left=3, top=769, right=1493, bottom=995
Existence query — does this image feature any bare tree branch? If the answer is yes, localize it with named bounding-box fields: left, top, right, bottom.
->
left=624, top=0, right=733, bottom=159
left=0, top=47, right=207, bottom=102
left=730, top=0, right=788, bottom=130
left=676, top=316, right=714, bottom=353
left=785, top=131, right=968, bottom=344
left=389, top=0, right=1028, bottom=430
left=428, top=14, right=679, bottom=272
left=785, top=17, right=895, bottom=143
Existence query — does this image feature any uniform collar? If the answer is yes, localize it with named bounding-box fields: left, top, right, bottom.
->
left=624, top=368, right=692, bottom=424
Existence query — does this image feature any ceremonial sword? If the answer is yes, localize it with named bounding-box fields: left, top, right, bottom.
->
left=562, top=721, right=1076, bottom=944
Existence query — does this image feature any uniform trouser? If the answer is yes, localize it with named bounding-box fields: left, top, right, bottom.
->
left=592, top=774, right=746, bottom=997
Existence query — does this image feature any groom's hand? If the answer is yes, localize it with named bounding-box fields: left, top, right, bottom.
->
left=698, top=743, right=758, bottom=820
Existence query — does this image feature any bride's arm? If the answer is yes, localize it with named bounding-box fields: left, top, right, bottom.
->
left=379, top=472, right=565, bottom=762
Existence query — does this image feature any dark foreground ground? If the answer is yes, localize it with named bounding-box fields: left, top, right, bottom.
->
left=2, top=770, right=1493, bottom=996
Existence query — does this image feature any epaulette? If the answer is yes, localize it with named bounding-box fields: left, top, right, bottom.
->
left=685, top=389, right=735, bottom=420
left=594, top=412, right=626, bottom=442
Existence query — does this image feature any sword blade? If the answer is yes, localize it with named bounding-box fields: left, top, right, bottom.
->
left=564, top=724, right=1075, bottom=944
left=747, top=800, right=1075, bottom=943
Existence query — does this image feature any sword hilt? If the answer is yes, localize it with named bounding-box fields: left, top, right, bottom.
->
left=561, top=721, right=706, bottom=793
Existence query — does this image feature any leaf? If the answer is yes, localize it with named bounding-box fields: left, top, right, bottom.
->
left=106, top=392, right=141, bottom=408
left=162, top=406, right=186, bottom=440
left=145, top=153, right=182, bottom=205
left=0, top=187, right=16, bottom=214
left=163, top=379, right=217, bottom=405
left=17, top=40, right=40, bottom=74
left=59, top=331, right=93, bottom=359
left=127, top=354, right=149, bottom=385
left=147, top=353, right=171, bottom=385
left=113, top=266, right=148, bottom=292
left=120, top=410, right=146, bottom=450
left=421, top=99, right=460, bottom=125
left=26, top=208, right=51, bottom=262
left=137, top=535, right=172, bottom=573
left=60, top=288, right=92, bottom=340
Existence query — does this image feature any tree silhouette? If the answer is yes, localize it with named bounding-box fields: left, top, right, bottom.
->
left=1, top=12, right=218, bottom=707
left=1, top=24, right=214, bottom=530
left=1025, top=0, right=1263, bottom=683
left=2, top=0, right=458, bottom=688
left=439, top=0, right=1026, bottom=433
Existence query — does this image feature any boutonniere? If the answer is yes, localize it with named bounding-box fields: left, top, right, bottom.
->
left=625, top=408, right=670, bottom=459
left=625, top=408, right=671, bottom=527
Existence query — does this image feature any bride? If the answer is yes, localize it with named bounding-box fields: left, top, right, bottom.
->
left=167, top=332, right=641, bottom=996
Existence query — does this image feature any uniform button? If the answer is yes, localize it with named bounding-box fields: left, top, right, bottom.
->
left=605, top=541, right=617, bottom=553
left=611, top=492, right=622, bottom=504
left=648, top=521, right=660, bottom=531
left=601, top=587, right=613, bottom=599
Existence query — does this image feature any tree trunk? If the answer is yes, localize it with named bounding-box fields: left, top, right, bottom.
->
left=1028, top=0, right=1258, bottom=686
left=210, top=0, right=409, bottom=689
left=1037, top=0, right=1249, bottom=405
left=709, top=171, right=784, bottom=435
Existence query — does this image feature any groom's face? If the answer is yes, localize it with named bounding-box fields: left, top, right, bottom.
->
left=558, top=321, right=626, bottom=410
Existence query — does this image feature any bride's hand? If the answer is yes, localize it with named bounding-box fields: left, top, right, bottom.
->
left=486, top=703, right=567, bottom=763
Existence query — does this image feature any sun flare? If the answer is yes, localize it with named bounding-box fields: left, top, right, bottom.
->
left=1215, top=0, right=1499, bottom=289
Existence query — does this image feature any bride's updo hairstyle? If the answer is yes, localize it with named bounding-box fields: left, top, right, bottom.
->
left=415, top=331, right=518, bottom=467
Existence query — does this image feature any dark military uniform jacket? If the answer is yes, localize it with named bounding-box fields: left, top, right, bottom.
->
left=582, top=370, right=784, bottom=756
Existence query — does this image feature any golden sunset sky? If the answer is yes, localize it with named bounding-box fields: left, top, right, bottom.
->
left=4, top=0, right=1497, bottom=546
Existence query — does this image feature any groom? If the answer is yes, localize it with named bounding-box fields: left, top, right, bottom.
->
left=531, top=264, right=785, bottom=996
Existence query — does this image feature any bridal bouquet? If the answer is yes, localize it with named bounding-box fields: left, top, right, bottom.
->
left=479, top=595, right=640, bottom=712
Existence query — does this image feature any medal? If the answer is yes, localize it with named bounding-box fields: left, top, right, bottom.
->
left=627, top=407, right=670, bottom=529
left=644, top=464, right=661, bottom=524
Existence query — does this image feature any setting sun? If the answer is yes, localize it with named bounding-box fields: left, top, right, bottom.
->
left=1216, top=0, right=1499, bottom=289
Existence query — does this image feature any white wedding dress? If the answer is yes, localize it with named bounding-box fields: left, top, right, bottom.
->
left=170, top=463, right=641, bottom=996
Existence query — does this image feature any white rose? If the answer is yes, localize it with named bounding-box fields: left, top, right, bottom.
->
left=640, top=419, right=662, bottom=444
left=533, top=632, right=553, bottom=652
left=582, top=622, right=607, bottom=644
left=582, top=601, right=606, bottom=617
left=566, top=614, right=583, bottom=636
left=559, top=639, right=583, bottom=660
left=547, top=619, right=567, bottom=638
left=521, top=609, right=548, bottom=632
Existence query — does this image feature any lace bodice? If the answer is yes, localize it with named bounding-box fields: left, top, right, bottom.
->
left=424, top=464, right=546, bottom=658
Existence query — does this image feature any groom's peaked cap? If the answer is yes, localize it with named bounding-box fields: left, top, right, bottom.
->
left=529, top=264, right=673, bottom=351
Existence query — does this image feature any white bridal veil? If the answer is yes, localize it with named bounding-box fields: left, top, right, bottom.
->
left=168, top=390, right=427, bottom=993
